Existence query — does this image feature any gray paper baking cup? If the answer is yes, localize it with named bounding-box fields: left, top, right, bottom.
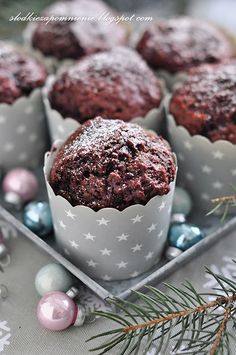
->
left=43, top=75, right=165, bottom=142
left=166, top=95, right=236, bottom=212
left=23, top=23, right=74, bottom=74
left=0, top=88, right=48, bottom=170
left=44, top=140, right=177, bottom=281
left=156, top=70, right=188, bottom=91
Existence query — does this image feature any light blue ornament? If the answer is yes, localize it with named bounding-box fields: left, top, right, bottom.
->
left=35, top=263, right=74, bottom=297
left=172, top=187, right=192, bottom=216
left=168, top=223, right=204, bottom=251
left=23, top=201, right=53, bottom=237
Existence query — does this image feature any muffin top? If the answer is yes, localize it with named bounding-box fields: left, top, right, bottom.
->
left=136, top=17, right=235, bottom=73
left=31, top=0, right=128, bottom=60
left=49, top=117, right=176, bottom=211
left=170, top=61, right=236, bottom=143
left=0, top=42, right=47, bottom=104
left=49, top=47, right=163, bottom=123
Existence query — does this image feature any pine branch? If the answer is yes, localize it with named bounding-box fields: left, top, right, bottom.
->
left=207, top=184, right=236, bottom=220
left=87, top=266, right=236, bottom=355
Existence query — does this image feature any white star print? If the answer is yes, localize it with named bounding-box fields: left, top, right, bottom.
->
left=184, top=141, right=193, bottom=150
left=84, top=233, right=96, bottom=241
left=0, top=115, right=6, bottom=124
left=16, top=125, right=26, bottom=134
left=131, top=244, right=142, bottom=252
left=65, top=210, right=76, bottom=219
left=102, top=275, right=111, bottom=281
left=148, top=224, right=157, bottom=232
left=25, top=106, right=33, bottom=114
left=100, top=248, right=112, bottom=256
left=64, top=248, right=70, bottom=256
left=178, top=153, right=185, bottom=161
left=145, top=252, right=154, bottom=260
left=167, top=206, right=172, bottom=214
left=201, top=165, right=212, bottom=174
left=213, top=150, right=224, bottom=159
left=158, top=230, right=164, bottom=238
left=96, top=218, right=110, bottom=226
left=232, top=169, right=236, bottom=176
left=29, top=133, right=38, bottom=142
left=131, top=215, right=143, bottom=223
left=213, top=181, right=223, bottom=189
left=69, top=240, right=79, bottom=248
left=116, top=261, right=128, bottom=269
left=159, top=202, right=166, bottom=211
left=59, top=220, right=66, bottom=229
left=201, top=193, right=210, bottom=201
left=186, top=172, right=194, bottom=181
left=18, top=152, right=28, bottom=162
left=86, top=259, right=97, bottom=268
left=116, top=233, right=129, bottom=241
left=4, top=143, right=14, bottom=152
left=130, top=271, right=140, bottom=278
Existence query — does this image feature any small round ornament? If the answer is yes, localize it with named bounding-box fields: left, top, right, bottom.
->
left=168, top=222, right=204, bottom=251
left=172, top=187, right=192, bottom=216
left=37, top=291, right=77, bottom=331
left=3, top=168, right=38, bottom=208
left=23, top=201, right=52, bottom=237
left=35, top=263, right=73, bottom=296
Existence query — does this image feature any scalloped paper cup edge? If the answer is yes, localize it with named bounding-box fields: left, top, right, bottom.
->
left=165, top=94, right=236, bottom=212
left=0, top=87, right=49, bottom=170
left=155, top=70, right=188, bottom=91
left=43, top=75, right=166, bottom=142
left=44, top=140, right=177, bottom=281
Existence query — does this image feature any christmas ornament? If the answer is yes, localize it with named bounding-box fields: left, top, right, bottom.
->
left=37, top=287, right=85, bottom=331
left=168, top=220, right=204, bottom=251
left=35, top=263, right=73, bottom=296
left=172, top=187, right=192, bottom=216
left=23, top=201, right=52, bottom=237
left=3, top=168, right=38, bottom=208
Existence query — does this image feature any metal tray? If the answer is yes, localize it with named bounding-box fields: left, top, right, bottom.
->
left=1, top=170, right=236, bottom=304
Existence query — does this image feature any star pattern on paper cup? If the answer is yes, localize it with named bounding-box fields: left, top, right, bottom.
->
left=0, top=321, right=11, bottom=353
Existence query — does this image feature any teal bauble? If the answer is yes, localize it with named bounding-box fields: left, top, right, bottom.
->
left=23, top=201, right=53, bottom=237
left=168, top=223, right=204, bottom=251
left=35, top=263, right=73, bottom=297
left=172, top=187, right=192, bottom=216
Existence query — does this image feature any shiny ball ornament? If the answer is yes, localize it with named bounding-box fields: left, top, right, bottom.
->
left=168, top=223, right=204, bottom=251
left=74, top=305, right=86, bottom=327
left=3, top=168, right=38, bottom=208
left=37, top=291, right=77, bottom=331
left=172, top=187, right=192, bottom=216
left=23, top=201, right=52, bottom=237
left=35, top=263, right=73, bottom=296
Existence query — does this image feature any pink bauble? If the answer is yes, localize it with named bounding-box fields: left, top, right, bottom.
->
left=3, top=168, right=38, bottom=202
left=37, top=291, right=77, bottom=331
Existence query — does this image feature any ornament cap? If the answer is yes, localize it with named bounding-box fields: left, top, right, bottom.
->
left=165, top=246, right=183, bottom=261
left=4, top=191, right=22, bottom=209
left=66, top=286, right=79, bottom=300
left=171, top=213, right=186, bottom=224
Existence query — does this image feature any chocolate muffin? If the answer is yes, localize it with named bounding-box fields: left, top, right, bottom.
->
left=49, top=47, right=163, bottom=123
left=0, top=42, right=47, bottom=104
left=49, top=117, right=176, bottom=211
left=31, top=0, right=128, bottom=60
left=170, top=61, right=236, bottom=143
left=136, top=17, right=235, bottom=74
